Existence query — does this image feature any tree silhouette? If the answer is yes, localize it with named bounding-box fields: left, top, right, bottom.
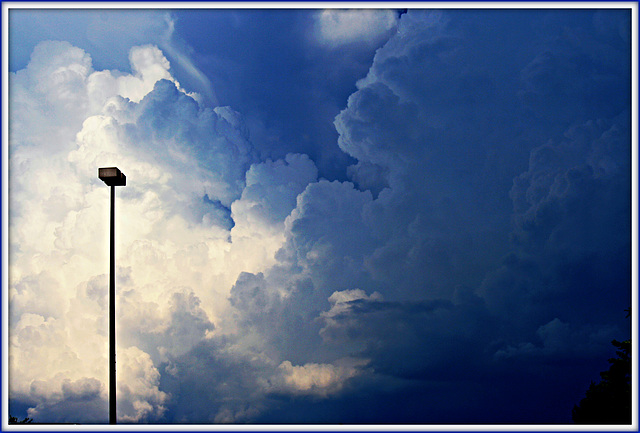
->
left=572, top=339, right=631, bottom=424
left=8, top=415, right=33, bottom=424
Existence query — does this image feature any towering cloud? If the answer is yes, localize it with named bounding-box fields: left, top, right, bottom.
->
left=9, top=40, right=301, bottom=422
left=8, top=8, right=631, bottom=424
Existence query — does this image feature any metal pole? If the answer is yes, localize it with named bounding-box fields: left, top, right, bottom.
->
left=109, top=184, right=116, bottom=424
left=99, top=167, right=125, bottom=424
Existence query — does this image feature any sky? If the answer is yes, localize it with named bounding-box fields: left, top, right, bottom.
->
left=4, top=4, right=635, bottom=425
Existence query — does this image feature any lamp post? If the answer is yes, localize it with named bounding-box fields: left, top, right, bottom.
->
left=98, top=167, right=126, bottom=424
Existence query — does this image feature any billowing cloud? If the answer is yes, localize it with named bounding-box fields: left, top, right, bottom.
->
left=270, top=358, right=365, bottom=397
left=314, top=9, right=399, bottom=48
left=8, top=8, right=632, bottom=425
left=117, top=347, right=168, bottom=422
left=9, top=40, right=311, bottom=422
left=9, top=10, right=216, bottom=105
left=25, top=378, right=105, bottom=423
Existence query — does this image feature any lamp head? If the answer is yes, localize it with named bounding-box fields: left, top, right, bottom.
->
left=99, top=167, right=126, bottom=186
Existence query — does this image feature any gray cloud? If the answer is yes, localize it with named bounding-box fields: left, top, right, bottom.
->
left=25, top=378, right=106, bottom=423
left=8, top=8, right=631, bottom=424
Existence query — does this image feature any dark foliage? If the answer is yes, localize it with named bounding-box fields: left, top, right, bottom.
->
left=9, top=415, right=33, bottom=424
left=572, top=339, right=631, bottom=424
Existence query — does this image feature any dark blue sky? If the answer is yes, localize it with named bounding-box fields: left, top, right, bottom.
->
left=7, top=6, right=634, bottom=425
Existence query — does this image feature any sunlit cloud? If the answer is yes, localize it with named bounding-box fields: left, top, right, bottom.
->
left=314, top=9, right=398, bottom=48
left=7, top=7, right=632, bottom=425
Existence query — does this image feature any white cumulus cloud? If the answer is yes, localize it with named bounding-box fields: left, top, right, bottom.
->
left=8, top=8, right=631, bottom=424
left=315, top=9, right=398, bottom=48
left=8, top=40, right=313, bottom=422
left=270, top=359, right=366, bottom=397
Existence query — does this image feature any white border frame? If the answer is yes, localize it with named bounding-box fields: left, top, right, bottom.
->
left=1, top=2, right=637, bottom=431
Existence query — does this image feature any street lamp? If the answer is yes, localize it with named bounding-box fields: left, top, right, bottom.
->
left=98, top=167, right=126, bottom=424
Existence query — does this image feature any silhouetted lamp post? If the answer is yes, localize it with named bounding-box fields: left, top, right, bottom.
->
left=98, top=167, right=126, bottom=424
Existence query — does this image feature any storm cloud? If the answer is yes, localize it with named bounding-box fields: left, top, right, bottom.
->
left=6, top=7, right=633, bottom=425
